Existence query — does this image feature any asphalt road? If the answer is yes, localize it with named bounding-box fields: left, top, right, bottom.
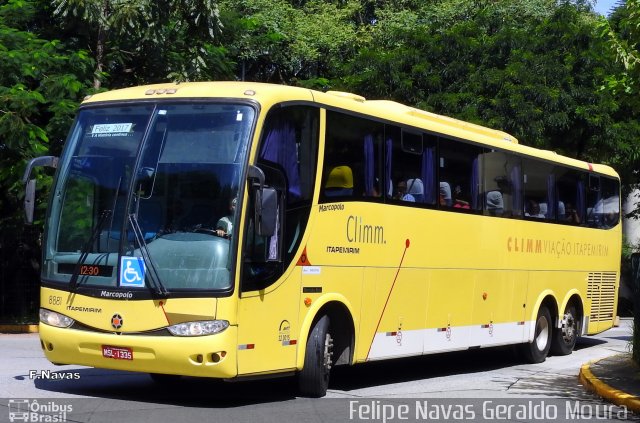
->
left=0, top=319, right=636, bottom=422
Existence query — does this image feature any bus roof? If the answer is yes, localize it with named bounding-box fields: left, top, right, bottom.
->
left=82, top=81, right=619, bottom=178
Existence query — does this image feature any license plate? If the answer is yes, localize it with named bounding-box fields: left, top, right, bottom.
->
left=102, top=345, right=133, bottom=360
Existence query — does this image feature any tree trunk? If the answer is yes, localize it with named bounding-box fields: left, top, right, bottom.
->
left=94, top=26, right=105, bottom=89
left=94, top=0, right=111, bottom=90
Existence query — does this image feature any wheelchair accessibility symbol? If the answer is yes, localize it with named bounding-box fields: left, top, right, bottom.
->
left=120, top=256, right=145, bottom=287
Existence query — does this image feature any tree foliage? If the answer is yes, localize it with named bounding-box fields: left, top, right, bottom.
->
left=51, top=0, right=232, bottom=87
left=219, top=0, right=361, bottom=86
left=599, top=0, right=640, bottom=106
left=0, top=0, right=93, bottom=322
left=597, top=1, right=640, bottom=194
left=0, top=0, right=93, bottom=230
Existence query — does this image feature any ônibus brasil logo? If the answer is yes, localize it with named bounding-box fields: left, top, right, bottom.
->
left=8, top=399, right=72, bottom=422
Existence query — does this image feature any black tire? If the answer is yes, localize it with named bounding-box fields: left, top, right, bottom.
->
left=297, top=315, right=333, bottom=397
left=521, top=305, right=552, bottom=363
left=550, top=304, right=579, bottom=356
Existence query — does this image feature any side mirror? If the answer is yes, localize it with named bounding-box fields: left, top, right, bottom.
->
left=22, top=156, right=59, bottom=224
left=24, top=179, right=36, bottom=224
left=255, top=186, right=278, bottom=237
left=247, top=165, right=279, bottom=237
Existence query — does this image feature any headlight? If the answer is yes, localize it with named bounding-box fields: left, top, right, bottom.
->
left=167, top=320, right=229, bottom=337
left=39, top=308, right=74, bottom=328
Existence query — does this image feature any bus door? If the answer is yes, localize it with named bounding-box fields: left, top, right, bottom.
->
left=237, top=272, right=301, bottom=375
left=236, top=183, right=301, bottom=375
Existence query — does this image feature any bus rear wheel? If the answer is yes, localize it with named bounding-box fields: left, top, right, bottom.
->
left=521, top=305, right=552, bottom=363
left=298, top=315, right=333, bottom=397
left=550, top=304, right=579, bottom=356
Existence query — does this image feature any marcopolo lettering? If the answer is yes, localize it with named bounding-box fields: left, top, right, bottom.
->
left=319, top=204, right=345, bottom=212
left=100, top=290, right=134, bottom=299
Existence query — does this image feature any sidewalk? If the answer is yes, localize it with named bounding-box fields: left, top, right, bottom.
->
left=579, top=353, right=640, bottom=413
left=0, top=324, right=38, bottom=333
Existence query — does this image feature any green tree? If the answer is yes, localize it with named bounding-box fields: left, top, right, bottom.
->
left=599, top=0, right=640, bottom=109
left=0, top=0, right=93, bottom=322
left=598, top=1, right=640, bottom=194
left=0, top=0, right=93, bottom=222
left=51, top=0, right=231, bottom=87
left=219, top=0, right=361, bottom=86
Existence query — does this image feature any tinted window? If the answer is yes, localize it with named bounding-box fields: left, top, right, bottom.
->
left=523, top=159, right=554, bottom=220
left=481, top=151, right=522, bottom=217
left=439, top=139, right=484, bottom=211
left=390, top=128, right=436, bottom=205
left=322, top=111, right=384, bottom=201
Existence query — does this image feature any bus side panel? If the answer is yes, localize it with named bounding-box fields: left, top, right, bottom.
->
left=470, top=270, right=528, bottom=347
left=363, top=268, right=428, bottom=361
left=423, top=269, right=474, bottom=353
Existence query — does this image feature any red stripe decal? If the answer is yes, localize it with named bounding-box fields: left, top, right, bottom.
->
left=366, top=239, right=410, bottom=360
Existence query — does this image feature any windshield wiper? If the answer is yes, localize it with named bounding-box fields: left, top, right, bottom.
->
left=128, top=213, right=169, bottom=298
left=69, top=210, right=112, bottom=292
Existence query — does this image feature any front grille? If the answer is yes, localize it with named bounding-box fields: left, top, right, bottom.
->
left=70, top=320, right=172, bottom=336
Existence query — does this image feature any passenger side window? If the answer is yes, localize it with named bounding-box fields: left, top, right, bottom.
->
left=481, top=151, right=522, bottom=217
left=439, top=139, right=484, bottom=211
left=390, top=128, right=436, bottom=205
left=586, top=176, right=620, bottom=228
left=523, top=159, right=553, bottom=220
left=322, top=111, right=384, bottom=201
left=555, top=168, right=585, bottom=225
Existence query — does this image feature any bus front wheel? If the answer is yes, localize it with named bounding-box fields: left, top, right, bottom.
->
left=550, top=304, right=579, bottom=356
left=521, top=305, right=552, bottom=363
left=297, top=315, right=333, bottom=397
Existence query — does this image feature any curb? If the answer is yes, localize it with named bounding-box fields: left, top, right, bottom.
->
left=579, top=359, right=640, bottom=413
left=0, top=324, right=39, bottom=334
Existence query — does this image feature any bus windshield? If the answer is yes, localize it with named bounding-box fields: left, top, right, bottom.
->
left=43, top=102, right=255, bottom=294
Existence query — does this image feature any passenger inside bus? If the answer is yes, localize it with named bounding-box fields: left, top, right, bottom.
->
left=439, top=182, right=452, bottom=206
left=396, top=180, right=415, bottom=202
left=406, top=178, right=424, bottom=202
left=565, top=202, right=581, bottom=224
left=453, top=185, right=470, bottom=209
left=486, top=191, right=504, bottom=216
left=324, top=166, right=354, bottom=197
left=525, top=199, right=545, bottom=218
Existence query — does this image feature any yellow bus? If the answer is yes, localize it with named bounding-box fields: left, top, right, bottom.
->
left=24, top=82, right=621, bottom=397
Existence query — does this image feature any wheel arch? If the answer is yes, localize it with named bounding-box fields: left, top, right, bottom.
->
left=296, top=294, right=356, bottom=370
left=527, top=291, right=559, bottom=342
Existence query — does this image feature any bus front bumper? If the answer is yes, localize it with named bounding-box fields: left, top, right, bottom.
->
left=39, top=323, right=238, bottom=379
